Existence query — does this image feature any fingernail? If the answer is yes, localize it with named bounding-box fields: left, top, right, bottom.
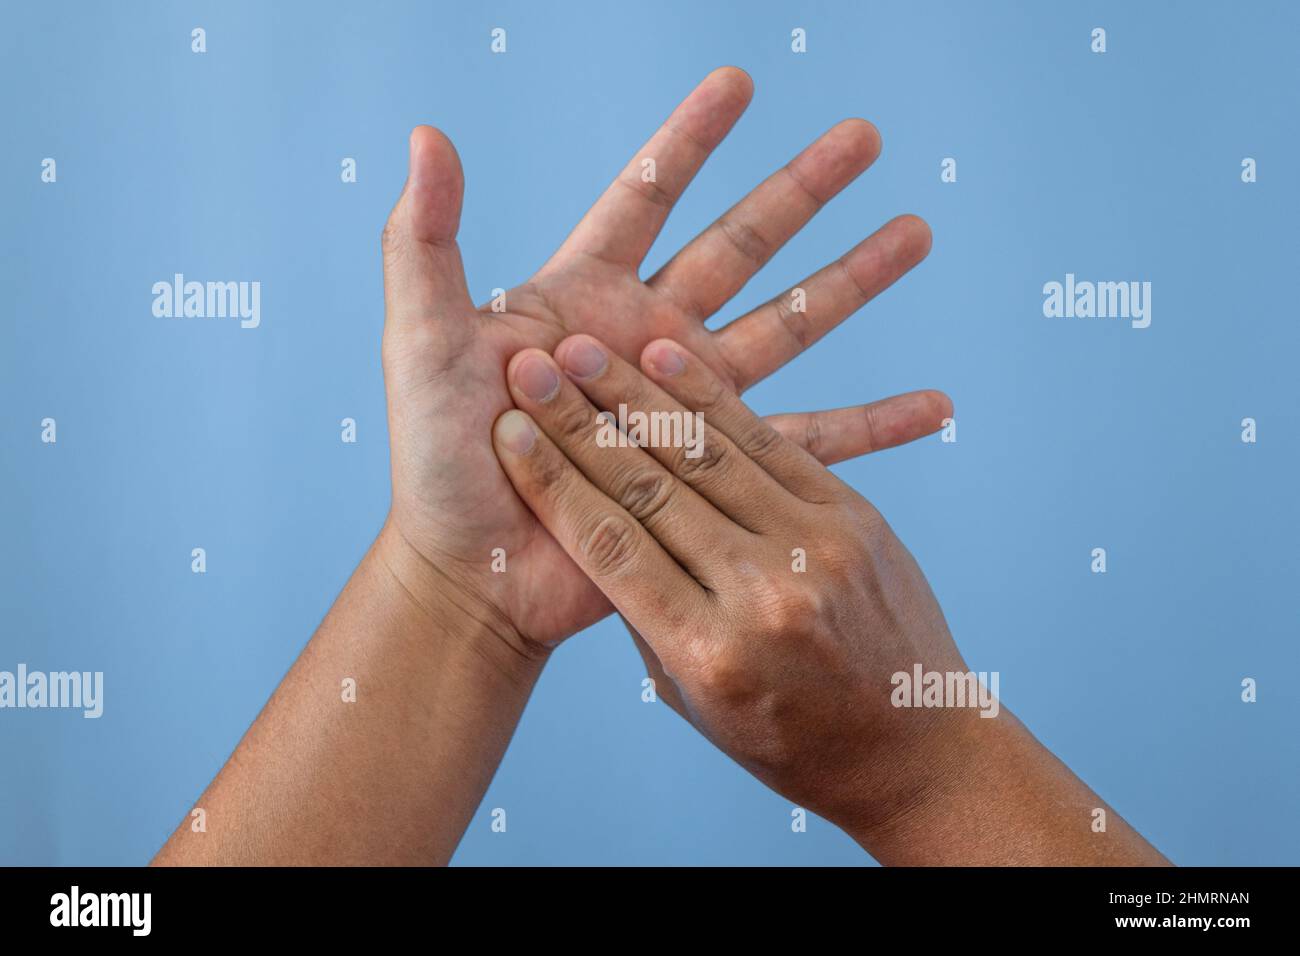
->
left=496, top=410, right=536, bottom=454
left=646, top=342, right=685, bottom=377
left=514, top=354, right=560, bottom=402
left=562, top=338, right=607, bottom=379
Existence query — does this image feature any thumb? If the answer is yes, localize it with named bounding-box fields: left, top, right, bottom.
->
left=382, top=126, right=475, bottom=330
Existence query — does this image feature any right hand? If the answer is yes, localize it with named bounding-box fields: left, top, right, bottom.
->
left=489, top=334, right=966, bottom=831
left=491, top=334, right=1169, bottom=866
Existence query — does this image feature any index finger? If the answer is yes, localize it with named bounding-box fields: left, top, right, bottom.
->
left=491, top=409, right=709, bottom=640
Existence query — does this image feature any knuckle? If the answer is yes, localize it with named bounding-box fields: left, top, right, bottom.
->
left=553, top=398, right=599, bottom=444
left=773, top=292, right=813, bottom=349
left=530, top=444, right=572, bottom=490
left=692, top=645, right=754, bottom=701
left=816, top=544, right=856, bottom=583
left=738, top=421, right=786, bottom=461
left=616, top=468, right=677, bottom=524
left=694, top=374, right=730, bottom=414
left=751, top=575, right=820, bottom=635
left=687, top=644, right=800, bottom=770
left=717, top=215, right=771, bottom=267
left=798, top=586, right=830, bottom=623
left=618, top=174, right=673, bottom=210
left=859, top=403, right=882, bottom=452
left=581, top=514, right=641, bottom=578
left=674, top=435, right=729, bottom=484
left=837, top=256, right=872, bottom=304
left=776, top=599, right=821, bottom=637
left=801, top=414, right=825, bottom=458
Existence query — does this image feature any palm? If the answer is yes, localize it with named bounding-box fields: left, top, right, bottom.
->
left=382, top=68, right=942, bottom=649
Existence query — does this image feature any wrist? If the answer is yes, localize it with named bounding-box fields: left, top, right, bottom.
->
left=373, top=517, right=551, bottom=685
left=838, top=706, right=1156, bottom=866
left=832, top=705, right=1028, bottom=863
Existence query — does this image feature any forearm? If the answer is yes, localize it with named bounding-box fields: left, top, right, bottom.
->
left=843, top=709, right=1170, bottom=866
left=153, top=520, right=545, bottom=866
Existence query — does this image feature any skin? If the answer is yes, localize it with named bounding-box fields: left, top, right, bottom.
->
left=380, top=67, right=945, bottom=657
left=155, top=68, right=950, bottom=865
left=491, top=335, right=1170, bottom=866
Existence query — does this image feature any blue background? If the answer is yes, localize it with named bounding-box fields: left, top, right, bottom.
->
left=3, top=1, right=1297, bottom=865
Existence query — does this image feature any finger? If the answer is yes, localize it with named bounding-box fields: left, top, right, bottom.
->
left=766, top=390, right=953, bottom=465
left=554, top=334, right=796, bottom=531
left=714, top=214, right=933, bottom=390
left=505, top=348, right=745, bottom=585
left=648, top=119, right=881, bottom=321
left=639, top=338, right=840, bottom=502
left=382, top=126, right=475, bottom=332
left=545, top=67, right=753, bottom=271
left=491, top=409, right=707, bottom=630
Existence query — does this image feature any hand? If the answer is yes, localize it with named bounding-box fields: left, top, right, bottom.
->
left=378, top=67, right=947, bottom=658
left=489, top=335, right=1169, bottom=865
left=488, top=332, right=961, bottom=824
